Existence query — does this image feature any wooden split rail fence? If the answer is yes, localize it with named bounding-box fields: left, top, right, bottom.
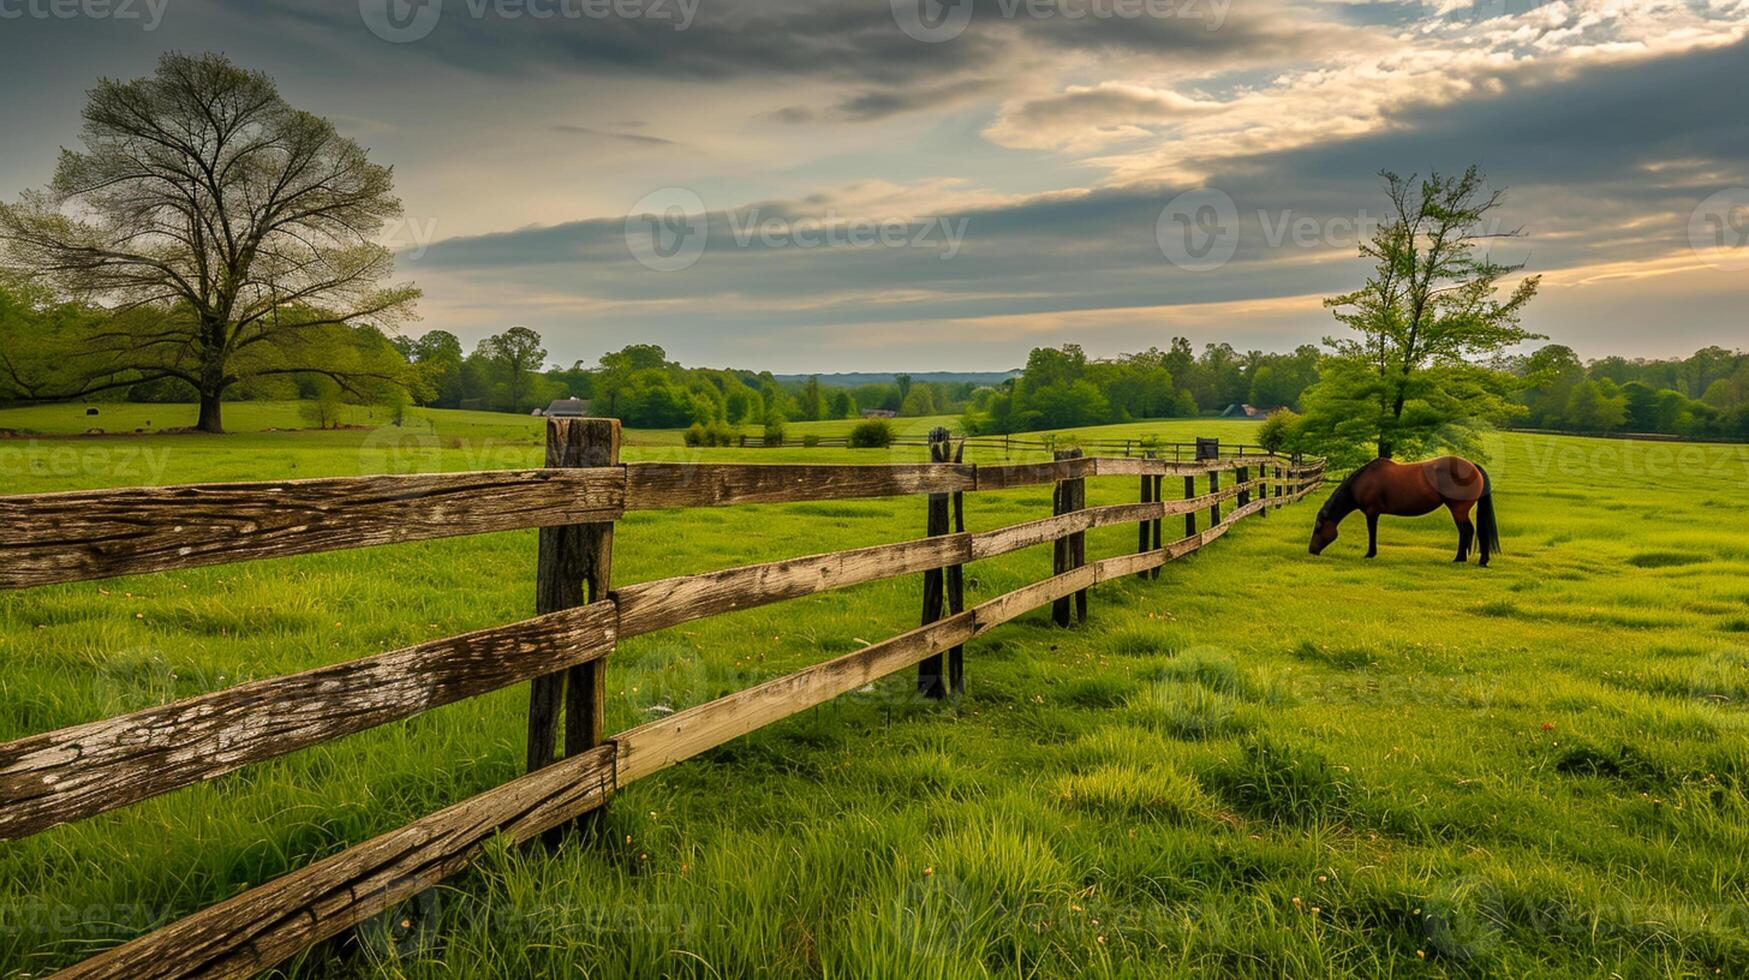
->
left=0, top=419, right=1325, bottom=978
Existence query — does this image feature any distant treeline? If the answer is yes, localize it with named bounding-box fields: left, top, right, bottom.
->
left=1506, top=345, right=1749, bottom=439
left=87, top=320, right=1749, bottom=441
left=371, top=333, right=1323, bottom=431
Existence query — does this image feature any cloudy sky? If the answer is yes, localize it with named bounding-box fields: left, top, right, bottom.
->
left=1, top=0, right=1744, bottom=371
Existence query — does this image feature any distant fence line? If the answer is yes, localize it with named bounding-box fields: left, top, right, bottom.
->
left=0, top=422, right=1324, bottom=978
left=739, top=431, right=1271, bottom=458
left=1505, top=427, right=1749, bottom=446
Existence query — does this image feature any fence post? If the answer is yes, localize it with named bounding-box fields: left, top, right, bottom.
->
left=1237, top=465, right=1250, bottom=511
left=1150, top=471, right=1163, bottom=579
left=1136, top=466, right=1153, bottom=580
left=1184, top=474, right=1198, bottom=538
left=529, top=417, right=618, bottom=785
left=918, top=427, right=953, bottom=699
left=1052, top=447, right=1086, bottom=626
left=1197, top=438, right=1221, bottom=528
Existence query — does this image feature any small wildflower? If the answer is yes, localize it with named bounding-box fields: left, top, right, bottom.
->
left=923, top=867, right=934, bottom=877
left=1416, top=950, right=1426, bottom=959
left=1292, top=896, right=1302, bottom=908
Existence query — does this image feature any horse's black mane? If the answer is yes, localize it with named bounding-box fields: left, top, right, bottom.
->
left=1317, top=458, right=1382, bottom=522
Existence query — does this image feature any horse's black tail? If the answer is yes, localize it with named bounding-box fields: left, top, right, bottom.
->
left=1476, top=466, right=1501, bottom=556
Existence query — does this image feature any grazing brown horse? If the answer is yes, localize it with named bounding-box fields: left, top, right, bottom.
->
left=1308, top=456, right=1499, bottom=566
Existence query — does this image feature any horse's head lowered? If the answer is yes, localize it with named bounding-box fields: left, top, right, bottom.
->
left=1308, top=509, right=1341, bottom=555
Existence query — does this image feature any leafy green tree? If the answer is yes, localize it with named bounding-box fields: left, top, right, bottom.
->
left=1309, top=166, right=1542, bottom=460
left=408, top=330, right=465, bottom=407
left=798, top=376, right=826, bottom=421
left=1565, top=379, right=1627, bottom=431
left=480, top=327, right=546, bottom=412
left=827, top=388, right=855, bottom=419
left=900, top=385, right=936, bottom=416
left=1520, top=344, right=1585, bottom=427
left=0, top=53, right=419, bottom=431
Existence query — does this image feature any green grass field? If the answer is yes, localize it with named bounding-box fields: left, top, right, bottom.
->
left=2, top=404, right=1748, bottom=978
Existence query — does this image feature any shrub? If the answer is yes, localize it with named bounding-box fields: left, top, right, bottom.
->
left=1256, top=407, right=1302, bottom=453
left=848, top=418, right=894, bottom=448
left=684, top=420, right=738, bottom=447
left=762, top=417, right=786, bottom=447
left=802, top=433, right=820, bottom=448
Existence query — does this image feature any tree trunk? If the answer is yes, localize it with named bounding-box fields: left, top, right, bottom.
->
left=197, top=388, right=224, bottom=433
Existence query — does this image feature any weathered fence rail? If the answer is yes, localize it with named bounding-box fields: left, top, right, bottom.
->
left=0, top=420, right=1324, bottom=979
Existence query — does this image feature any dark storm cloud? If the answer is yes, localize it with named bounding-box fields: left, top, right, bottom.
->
left=414, top=34, right=1749, bottom=332
left=242, top=0, right=1332, bottom=109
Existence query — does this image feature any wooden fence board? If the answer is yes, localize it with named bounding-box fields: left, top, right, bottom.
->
left=968, top=502, right=1160, bottom=559
left=615, top=534, right=974, bottom=637
left=0, top=468, right=625, bottom=589
left=24, top=447, right=1325, bottom=978
left=614, top=613, right=978, bottom=783
left=53, top=744, right=618, bottom=980
left=625, top=463, right=974, bottom=509
left=1, top=602, right=618, bottom=841
left=972, top=458, right=1096, bottom=490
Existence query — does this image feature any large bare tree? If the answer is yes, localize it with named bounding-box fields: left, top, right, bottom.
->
left=0, top=52, right=419, bottom=432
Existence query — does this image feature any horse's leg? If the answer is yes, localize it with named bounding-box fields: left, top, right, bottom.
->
left=1450, top=501, right=1474, bottom=562
left=1364, top=511, right=1379, bottom=558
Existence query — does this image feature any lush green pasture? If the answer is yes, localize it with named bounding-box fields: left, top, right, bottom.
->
left=2, top=407, right=1748, bottom=978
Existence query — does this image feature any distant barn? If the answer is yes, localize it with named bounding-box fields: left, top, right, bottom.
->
left=1220, top=404, right=1282, bottom=420
left=538, top=397, right=591, bottom=418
